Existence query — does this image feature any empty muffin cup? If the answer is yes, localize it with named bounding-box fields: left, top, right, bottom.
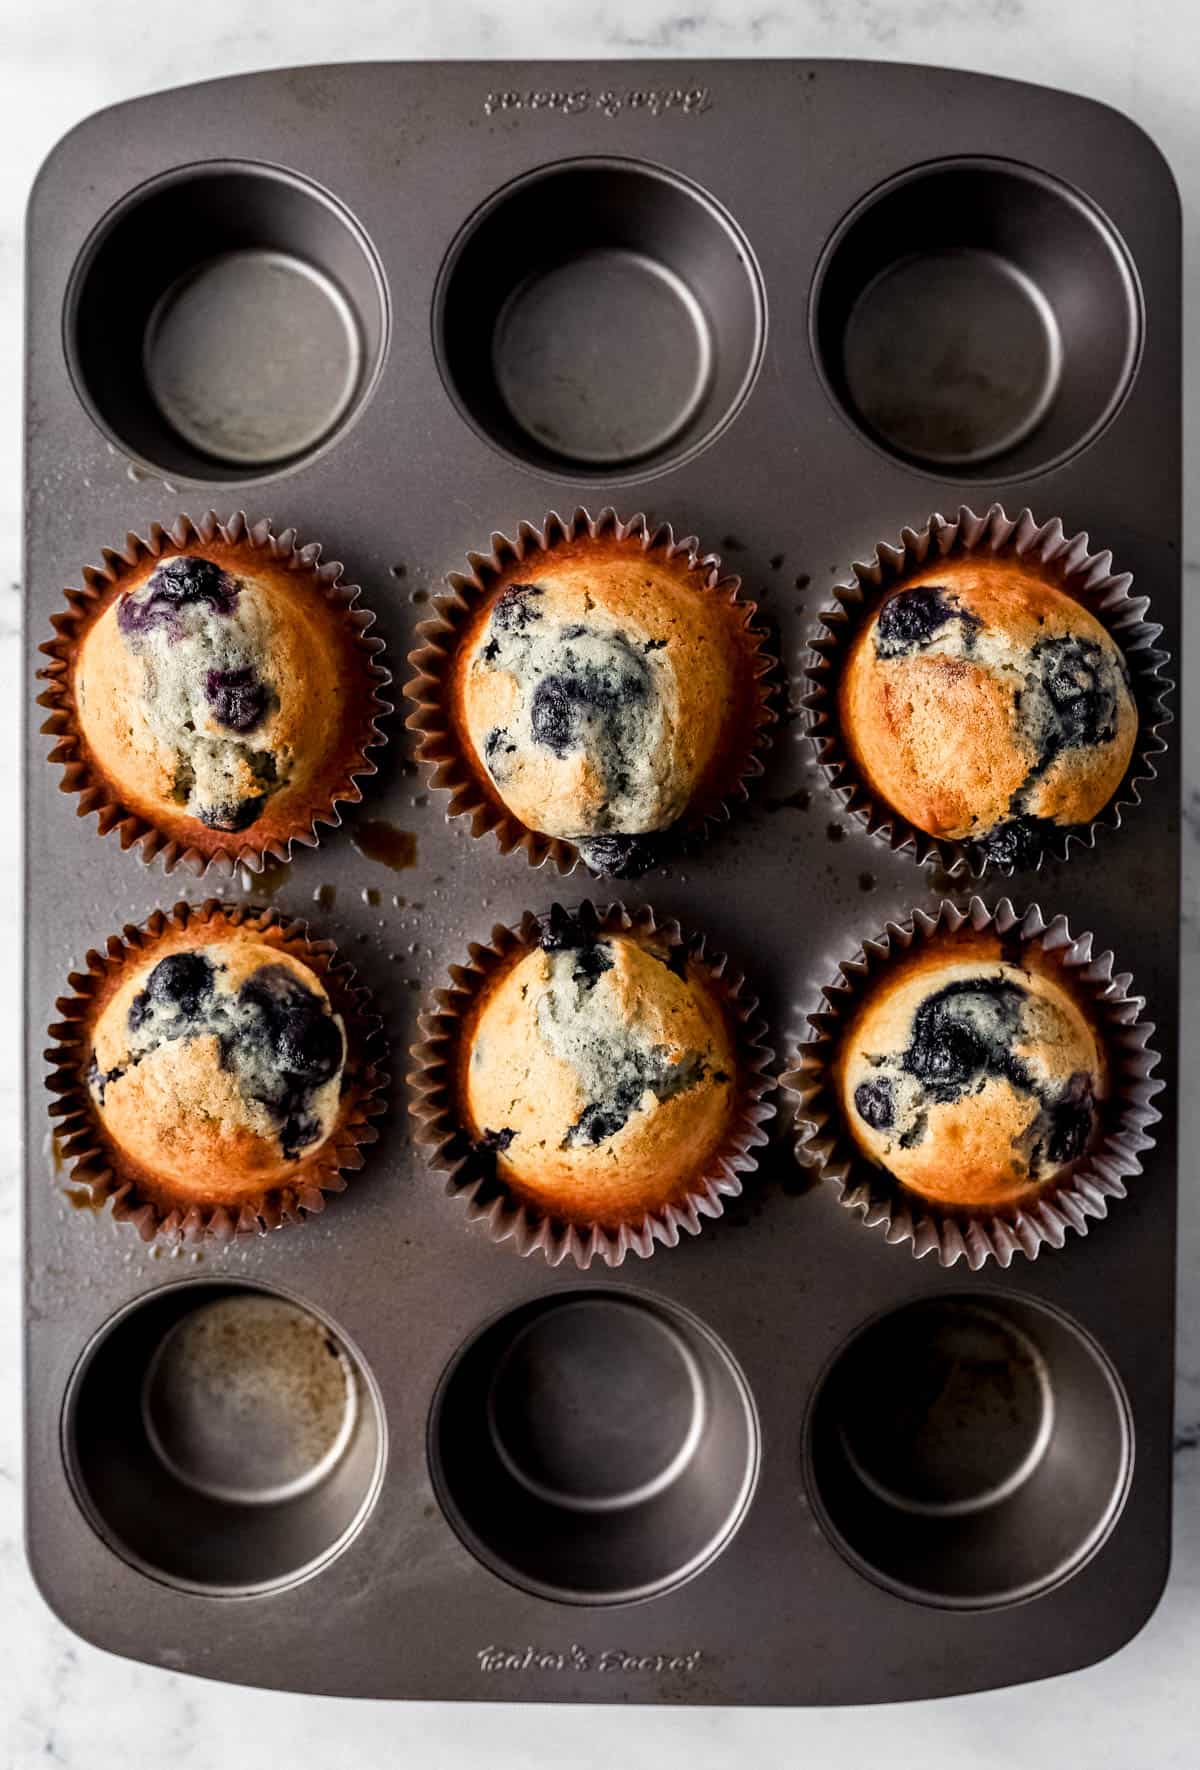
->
left=404, top=506, right=775, bottom=878
left=781, top=895, right=1162, bottom=1269
left=429, top=1291, right=759, bottom=1602
left=434, top=157, right=765, bottom=479
left=804, top=503, right=1171, bottom=877
left=64, top=1282, right=385, bottom=1593
left=806, top=1293, right=1132, bottom=1607
left=810, top=157, right=1141, bottom=479
left=408, top=900, right=775, bottom=1267
left=37, top=510, right=391, bottom=875
left=65, top=160, right=388, bottom=481
left=45, top=897, right=386, bottom=1242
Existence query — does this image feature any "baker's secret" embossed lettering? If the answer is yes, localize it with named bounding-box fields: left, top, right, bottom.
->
left=476, top=1642, right=703, bottom=1675
left=483, top=87, right=713, bottom=119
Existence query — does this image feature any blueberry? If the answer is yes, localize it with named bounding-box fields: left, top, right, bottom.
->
left=1046, top=1074, right=1095, bottom=1164
left=854, top=1077, right=895, bottom=1131
left=86, top=1053, right=126, bottom=1104
left=540, top=904, right=601, bottom=953
left=117, top=555, right=239, bottom=639
left=240, top=965, right=344, bottom=1083
left=874, top=585, right=981, bottom=659
left=128, top=952, right=216, bottom=1032
left=904, top=979, right=1028, bottom=1100
left=567, top=1097, right=633, bottom=1147
left=205, top=666, right=268, bottom=733
left=490, top=583, right=544, bottom=634
left=570, top=942, right=613, bottom=986
left=529, top=675, right=576, bottom=755
left=574, top=832, right=659, bottom=878
left=976, top=816, right=1056, bottom=870
left=476, top=1126, right=516, bottom=1152
left=198, top=795, right=266, bottom=833
left=1029, top=635, right=1120, bottom=755
left=280, top=1111, right=323, bottom=1159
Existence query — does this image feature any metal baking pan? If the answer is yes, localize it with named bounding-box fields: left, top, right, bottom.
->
left=22, top=59, right=1179, bottom=1703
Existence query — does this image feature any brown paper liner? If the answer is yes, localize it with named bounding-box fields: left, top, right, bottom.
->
left=37, top=511, right=392, bottom=876
left=803, top=504, right=1172, bottom=876
left=403, top=508, right=776, bottom=875
left=45, top=899, right=387, bottom=1242
left=408, top=901, right=776, bottom=1266
left=781, top=896, right=1162, bottom=1270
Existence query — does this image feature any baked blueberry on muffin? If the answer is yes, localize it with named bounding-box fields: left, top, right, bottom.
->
left=86, top=929, right=347, bottom=1206
left=452, top=532, right=765, bottom=877
left=460, top=910, right=737, bottom=1226
left=838, top=557, right=1138, bottom=864
left=66, top=536, right=384, bottom=856
left=837, top=942, right=1106, bottom=1210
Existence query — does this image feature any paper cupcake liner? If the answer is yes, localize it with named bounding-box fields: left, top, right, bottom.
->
left=404, top=508, right=776, bottom=877
left=780, top=896, right=1162, bottom=1270
left=37, top=511, right=393, bottom=876
left=44, top=899, right=387, bottom=1242
left=803, top=503, right=1172, bottom=877
left=408, top=900, right=776, bottom=1267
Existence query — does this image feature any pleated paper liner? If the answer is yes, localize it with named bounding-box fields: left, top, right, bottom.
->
left=803, top=503, right=1172, bottom=878
left=403, top=507, right=776, bottom=877
left=781, top=896, right=1162, bottom=1270
left=45, top=899, right=387, bottom=1242
left=37, top=511, right=392, bottom=876
left=408, top=900, right=776, bottom=1267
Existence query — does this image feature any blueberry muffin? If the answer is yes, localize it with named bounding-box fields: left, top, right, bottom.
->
left=86, top=927, right=347, bottom=1209
left=71, top=543, right=377, bottom=851
left=453, top=535, right=762, bottom=876
left=836, top=940, right=1106, bottom=1210
left=838, top=557, right=1138, bottom=864
left=460, top=912, right=737, bottom=1227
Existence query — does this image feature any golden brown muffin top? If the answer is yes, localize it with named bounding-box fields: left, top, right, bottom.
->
left=74, top=546, right=353, bottom=846
left=88, top=930, right=346, bottom=1204
left=460, top=916, right=736, bottom=1227
left=454, top=539, right=750, bottom=875
left=836, top=936, right=1106, bottom=1210
left=838, top=558, right=1138, bottom=863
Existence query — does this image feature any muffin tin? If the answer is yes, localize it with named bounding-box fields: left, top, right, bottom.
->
left=23, top=61, right=1179, bottom=1703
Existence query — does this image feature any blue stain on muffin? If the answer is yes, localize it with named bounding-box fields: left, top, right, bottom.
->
left=529, top=925, right=713, bottom=1151
left=872, top=583, right=1133, bottom=864
left=91, top=949, right=345, bottom=1160
left=851, top=975, right=1095, bottom=1178
left=115, top=555, right=285, bottom=832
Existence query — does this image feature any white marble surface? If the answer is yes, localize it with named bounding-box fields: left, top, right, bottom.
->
left=3, top=2, right=1200, bottom=1765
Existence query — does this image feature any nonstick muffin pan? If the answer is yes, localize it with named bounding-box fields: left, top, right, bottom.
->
left=23, top=60, right=1179, bottom=1703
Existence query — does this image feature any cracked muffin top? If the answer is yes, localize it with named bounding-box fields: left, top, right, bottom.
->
left=87, top=926, right=346, bottom=1205
left=835, top=937, right=1106, bottom=1210
left=73, top=546, right=365, bottom=847
left=838, top=557, right=1138, bottom=864
left=460, top=913, right=737, bottom=1227
left=453, top=538, right=758, bottom=876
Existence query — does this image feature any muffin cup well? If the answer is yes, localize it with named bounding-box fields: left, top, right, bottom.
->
left=403, top=507, right=776, bottom=877
left=37, top=511, right=392, bottom=876
left=45, top=899, right=387, bottom=1243
left=408, top=900, right=776, bottom=1267
left=803, top=503, right=1172, bottom=876
left=781, top=896, right=1162, bottom=1270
